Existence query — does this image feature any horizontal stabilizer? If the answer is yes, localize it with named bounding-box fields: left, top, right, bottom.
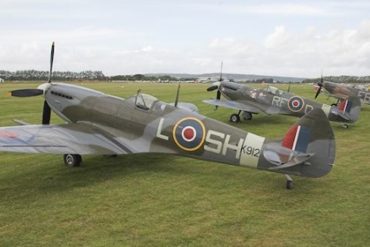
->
left=332, top=96, right=361, bottom=123
left=269, top=153, right=313, bottom=170
left=263, top=142, right=314, bottom=170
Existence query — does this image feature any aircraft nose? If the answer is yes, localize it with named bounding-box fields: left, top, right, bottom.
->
left=37, top=83, right=51, bottom=94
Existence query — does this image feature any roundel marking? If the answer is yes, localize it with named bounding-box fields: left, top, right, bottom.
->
left=288, top=96, right=305, bottom=112
left=182, top=126, right=196, bottom=142
left=173, top=117, right=206, bottom=152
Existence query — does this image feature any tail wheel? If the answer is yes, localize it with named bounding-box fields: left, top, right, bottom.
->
left=229, top=114, right=240, bottom=123
left=63, top=154, right=82, bottom=167
left=286, top=180, right=293, bottom=190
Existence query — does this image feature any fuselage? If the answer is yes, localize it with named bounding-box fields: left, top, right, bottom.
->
left=323, top=81, right=370, bottom=105
left=218, top=81, right=358, bottom=123
left=43, top=82, right=269, bottom=169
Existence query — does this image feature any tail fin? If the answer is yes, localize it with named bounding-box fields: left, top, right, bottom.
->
left=264, top=108, right=335, bottom=178
left=334, top=96, right=361, bottom=123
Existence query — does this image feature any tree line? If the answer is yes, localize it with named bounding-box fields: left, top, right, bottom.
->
left=0, top=70, right=188, bottom=82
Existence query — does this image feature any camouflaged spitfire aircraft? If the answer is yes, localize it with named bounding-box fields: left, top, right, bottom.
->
left=204, top=80, right=361, bottom=128
left=314, top=77, right=370, bottom=105
left=0, top=43, right=336, bottom=189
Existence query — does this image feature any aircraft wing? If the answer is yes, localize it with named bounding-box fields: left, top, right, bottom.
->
left=0, top=123, right=131, bottom=155
left=203, top=99, right=262, bottom=113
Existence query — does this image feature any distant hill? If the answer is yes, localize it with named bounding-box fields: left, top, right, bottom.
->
left=146, top=73, right=307, bottom=83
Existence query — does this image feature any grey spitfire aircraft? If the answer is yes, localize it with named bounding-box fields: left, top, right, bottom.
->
left=314, top=77, right=370, bottom=105
left=0, top=43, right=336, bottom=189
left=204, top=81, right=361, bottom=128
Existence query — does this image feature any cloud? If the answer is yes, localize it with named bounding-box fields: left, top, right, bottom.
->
left=204, top=21, right=370, bottom=77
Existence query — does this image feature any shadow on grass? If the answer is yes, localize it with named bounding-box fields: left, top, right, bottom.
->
left=0, top=154, right=188, bottom=200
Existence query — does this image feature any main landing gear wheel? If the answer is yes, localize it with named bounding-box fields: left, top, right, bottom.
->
left=63, top=154, right=82, bottom=167
left=285, top=174, right=293, bottom=190
left=229, top=113, right=240, bottom=123
left=342, top=124, right=349, bottom=129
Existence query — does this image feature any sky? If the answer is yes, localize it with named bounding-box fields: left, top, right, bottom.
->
left=1, top=0, right=370, bottom=77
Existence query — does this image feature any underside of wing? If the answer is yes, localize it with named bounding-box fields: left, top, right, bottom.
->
left=0, top=123, right=132, bottom=155
left=203, top=99, right=262, bottom=113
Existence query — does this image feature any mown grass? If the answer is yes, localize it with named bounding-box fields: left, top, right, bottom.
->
left=0, top=82, right=369, bottom=246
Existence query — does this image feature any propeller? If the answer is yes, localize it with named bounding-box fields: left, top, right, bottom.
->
left=205, top=62, right=224, bottom=109
left=206, top=81, right=222, bottom=109
left=174, top=82, right=181, bottom=107
left=9, top=42, right=55, bottom=125
left=48, top=42, right=55, bottom=83
left=207, top=85, right=218, bottom=92
left=10, top=89, right=43, bottom=97
left=314, top=75, right=324, bottom=99
left=219, top=61, right=223, bottom=82
left=216, top=90, right=221, bottom=100
left=42, top=42, right=54, bottom=124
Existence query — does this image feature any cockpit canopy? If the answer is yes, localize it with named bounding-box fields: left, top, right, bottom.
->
left=135, top=93, right=158, bottom=110
left=264, top=86, right=285, bottom=96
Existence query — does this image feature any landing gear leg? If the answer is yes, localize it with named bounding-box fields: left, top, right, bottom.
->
left=229, top=110, right=241, bottom=123
left=63, top=154, right=82, bottom=167
left=285, top=174, right=293, bottom=190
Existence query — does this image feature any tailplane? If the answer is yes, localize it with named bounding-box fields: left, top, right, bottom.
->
left=332, top=96, right=361, bottom=123
left=263, top=108, right=335, bottom=178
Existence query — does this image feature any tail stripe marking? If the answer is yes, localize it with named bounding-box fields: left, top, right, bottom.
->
left=294, top=126, right=310, bottom=153
left=282, top=124, right=310, bottom=153
left=338, top=99, right=351, bottom=113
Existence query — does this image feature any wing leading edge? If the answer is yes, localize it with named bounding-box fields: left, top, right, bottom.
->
left=203, top=99, right=262, bottom=113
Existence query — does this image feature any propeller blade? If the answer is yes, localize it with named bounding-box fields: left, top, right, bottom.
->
left=219, top=61, right=223, bottom=81
left=217, top=90, right=221, bottom=100
left=314, top=85, right=322, bottom=99
left=207, top=85, right=219, bottom=92
left=42, top=100, right=51, bottom=125
left=10, top=89, right=43, bottom=97
left=48, top=42, right=55, bottom=83
left=174, top=82, right=181, bottom=107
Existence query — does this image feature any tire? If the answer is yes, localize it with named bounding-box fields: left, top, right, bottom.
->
left=229, top=114, right=240, bottom=123
left=63, top=154, right=82, bottom=167
left=286, top=180, right=293, bottom=190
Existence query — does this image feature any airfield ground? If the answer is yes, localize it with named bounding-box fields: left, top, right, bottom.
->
left=0, top=82, right=369, bottom=246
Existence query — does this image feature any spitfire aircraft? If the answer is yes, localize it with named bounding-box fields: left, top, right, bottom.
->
left=0, top=43, right=336, bottom=189
left=204, top=81, right=361, bottom=128
left=314, top=78, right=370, bottom=105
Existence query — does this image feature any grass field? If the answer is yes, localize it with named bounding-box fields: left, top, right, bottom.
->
left=0, top=82, right=369, bottom=246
